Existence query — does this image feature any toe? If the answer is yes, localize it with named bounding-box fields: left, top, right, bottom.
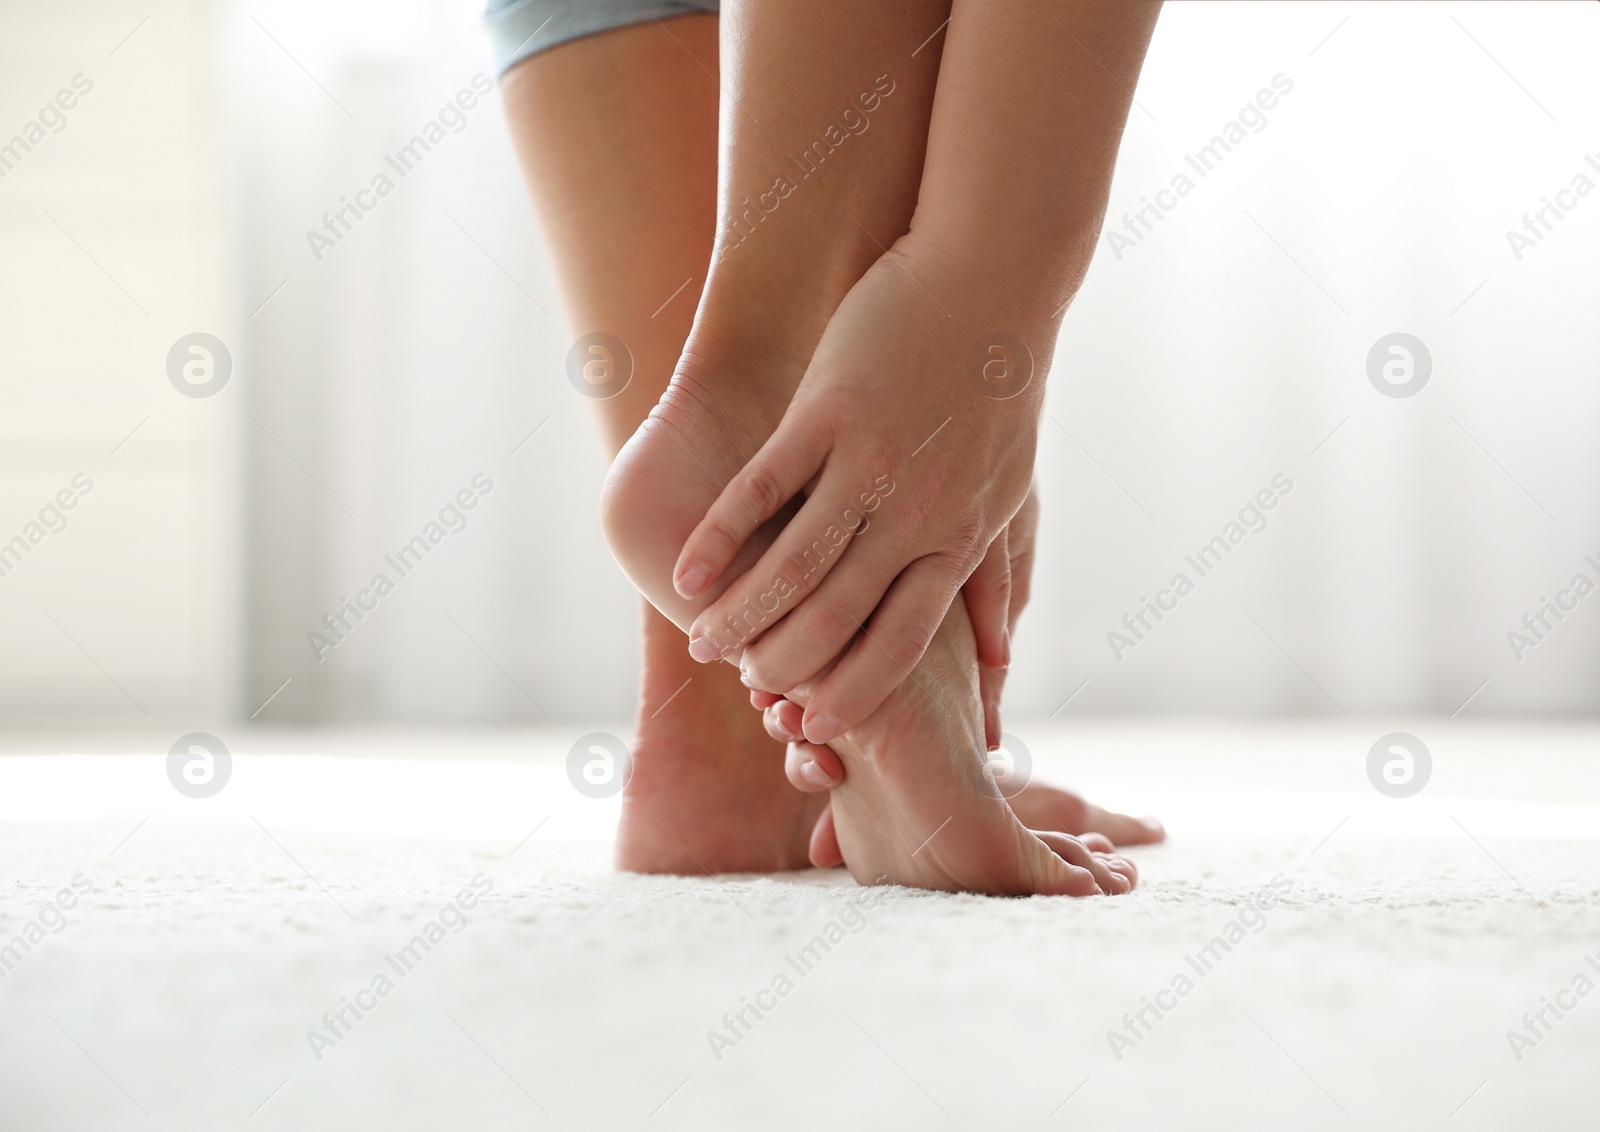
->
left=1035, top=831, right=1123, bottom=895
left=809, top=803, right=843, bottom=868
left=1031, top=832, right=1112, bottom=897
left=786, top=740, right=844, bottom=792
left=1082, top=804, right=1166, bottom=847
left=1008, top=784, right=1165, bottom=847
left=764, top=701, right=803, bottom=743
left=1100, top=851, right=1138, bottom=891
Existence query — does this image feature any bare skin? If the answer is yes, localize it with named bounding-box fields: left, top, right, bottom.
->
left=504, top=6, right=1159, bottom=890
left=677, top=0, right=1165, bottom=745
left=597, top=3, right=1151, bottom=895
left=762, top=487, right=1163, bottom=861
left=501, top=16, right=821, bottom=872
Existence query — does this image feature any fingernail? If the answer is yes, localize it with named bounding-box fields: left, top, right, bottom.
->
left=804, top=712, right=844, bottom=744
left=1000, top=627, right=1012, bottom=669
left=676, top=562, right=711, bottom=598
left=770, top=714, right=795, bottom=742
left=688, top=635, right=721, bottom=663
left=800, top=759, right=834, bottom=788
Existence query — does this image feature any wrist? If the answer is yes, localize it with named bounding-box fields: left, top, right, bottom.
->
left=893, top=221, right=1089, bottom=335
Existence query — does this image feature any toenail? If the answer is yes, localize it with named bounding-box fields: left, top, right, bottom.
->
left=688, top=634, right=721, bottom=663
left=799, top=759, right=834, bottom=788
left=676, top=562, right=711, bottom=598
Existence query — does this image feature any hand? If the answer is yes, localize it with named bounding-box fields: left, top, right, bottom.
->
left=751, top=482, right=1039, bottom=754
left=673, top=237, right=1049, bottom=743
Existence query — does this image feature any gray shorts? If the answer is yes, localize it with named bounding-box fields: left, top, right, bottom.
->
left=485, top=0, right=720, bottom=75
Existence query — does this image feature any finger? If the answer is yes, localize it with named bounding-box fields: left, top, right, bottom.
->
left=686, top=481, right=875, bottom=669
left=1004, top=484, right=1041, bottom=630
left=673, top=423, right=829, bottom=599
left=762, top=700, right=803, bottom=743
left=809, top=803, right=844, bottom=868
left=785, top=740, right=844, bottom=793
left=749, top=689, right=782, bottom=711
left=1035, top=832, right=1122, bottom=895
left=978, top=660, right=1005, bottom=751
left=801, top=555, right=964, bottom=744
left=962, top=532, right=1012, bottom=671
left=738, top=535, right=915, bottom=699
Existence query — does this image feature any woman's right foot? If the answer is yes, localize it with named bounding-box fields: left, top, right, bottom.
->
left=815, top=600, right=1138, bottom=896
left=764, top=697, right=1164, bottom=862
left=604, top=349, right=1141, bottom=897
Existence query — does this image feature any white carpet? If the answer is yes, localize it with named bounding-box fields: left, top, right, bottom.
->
left=2, top=722, right=1598, bottom=1131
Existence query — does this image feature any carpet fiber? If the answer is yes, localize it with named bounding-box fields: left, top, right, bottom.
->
left=2, top=722, right=1597, bottom=1130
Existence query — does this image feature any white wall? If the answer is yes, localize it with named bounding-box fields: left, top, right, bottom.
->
left=4, top=1, right=1597, bottom=724
left=0, top=0, right=239, bottom=721
left=229, top=0, right=634, bottom=724
left=1015, top=1, right=1600, bottom=718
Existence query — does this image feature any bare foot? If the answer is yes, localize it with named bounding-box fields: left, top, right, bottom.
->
left=1009, top=782, right=1164, bottom=848
left=606, top=345, right=1140, bottom=896
left=809, top=789, right=1156, bottom=870
left=806, top=602, right=1137, bottom=896
left=761, top=690, right=1166, bottom=852
left=615, top=602, right=825, bottom=874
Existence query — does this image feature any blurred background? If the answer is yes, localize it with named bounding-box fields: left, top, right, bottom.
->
left=2, top=0, right=1596, bottom=729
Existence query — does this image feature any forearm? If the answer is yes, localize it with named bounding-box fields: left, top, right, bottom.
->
left=907, top=0, right=1162, bottom=320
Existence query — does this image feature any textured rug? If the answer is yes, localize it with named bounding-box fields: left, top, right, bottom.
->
left=2, top=723, right=1597, bottom=1131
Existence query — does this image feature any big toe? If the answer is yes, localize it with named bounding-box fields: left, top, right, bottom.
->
left=1091, top=806, right=1166, bottom=847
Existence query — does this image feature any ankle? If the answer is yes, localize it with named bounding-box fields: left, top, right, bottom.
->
left=681, top=230, right=873, bottom=398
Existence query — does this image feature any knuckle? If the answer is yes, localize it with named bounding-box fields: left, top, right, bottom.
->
left=864, top=440, right=903, bottom=479
left=950, top=516, right=988, bottom=563
left=737, top=461, right=787, bottom=517
left=802, top=598, right=861, bottom=650
left=739, top=649, right=778, bottom=692
left=745, top=640, right=798, bottom=693
left=705, top=517, right=745, bottom=559
left=879, top=618, right=935, bottom=672
left=816, top=393, right=862, bottom=440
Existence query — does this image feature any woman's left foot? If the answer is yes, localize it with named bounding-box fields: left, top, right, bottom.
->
left=1008, top=782, right=1165, bottom=847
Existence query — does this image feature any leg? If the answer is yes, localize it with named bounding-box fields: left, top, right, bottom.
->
left=601, top=3, right=1136, bottom=894
left=500, top=16, right=822, bottom=872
